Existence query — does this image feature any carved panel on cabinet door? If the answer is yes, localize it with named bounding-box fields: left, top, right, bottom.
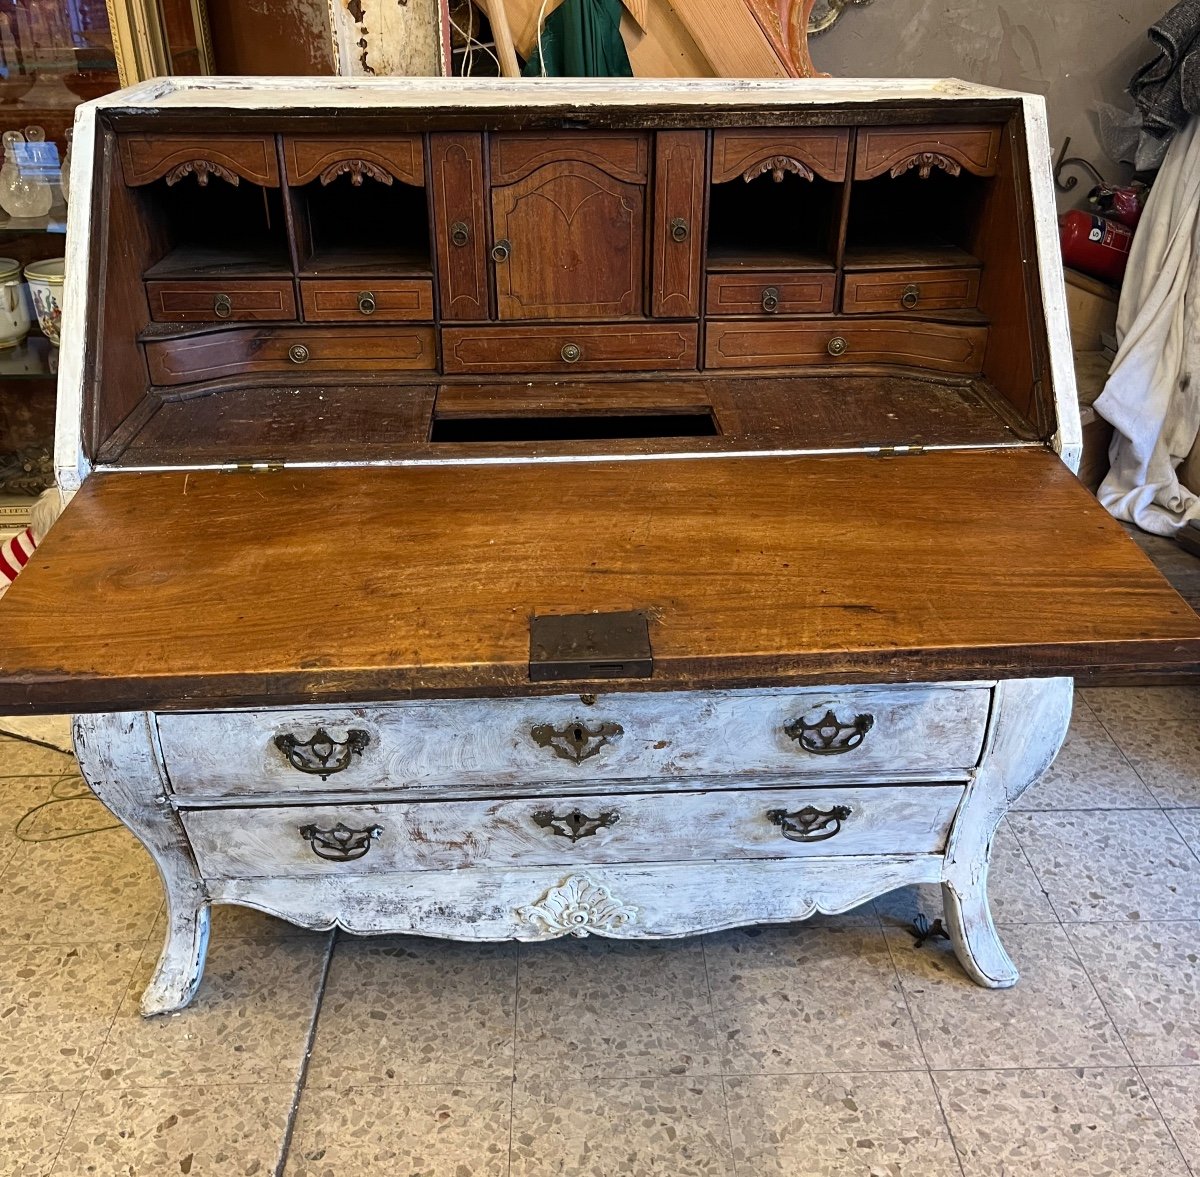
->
left=652, top=131, right=705, bottom=319
left=492, top=160, right=645, bottom=320
left=119, top=135, right=280, bottom=187
left=283, top=135, right=424, bottom=187
left=429, top=133, right=489, bottom=321
left=711, top=129, right=850, bottom=184
left=490, top=133, right=649, bottom=186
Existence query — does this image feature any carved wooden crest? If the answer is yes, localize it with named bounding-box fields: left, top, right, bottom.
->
left=319, top=159, right=395, bottom=187
left=743, top=155, right=815, bottom=183
left=890, top=152, right=962, bottom=180
left=518, top=875, right=639, bottom=937
left=164, top=160, right=240, bottom=187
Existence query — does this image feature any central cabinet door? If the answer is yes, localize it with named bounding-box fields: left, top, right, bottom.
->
left=490, top=133, right=649, bottom=320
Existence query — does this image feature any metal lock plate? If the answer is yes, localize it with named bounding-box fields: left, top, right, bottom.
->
left=529, top=610, right=653, bottom=682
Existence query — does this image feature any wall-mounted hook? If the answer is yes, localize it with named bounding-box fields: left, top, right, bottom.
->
left=1054, top=136, right=1105, bottom=193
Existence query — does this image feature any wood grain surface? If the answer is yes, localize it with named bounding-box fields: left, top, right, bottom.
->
left=2, top=449, right=1198, bottom=712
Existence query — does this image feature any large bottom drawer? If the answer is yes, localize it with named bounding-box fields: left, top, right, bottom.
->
left=180, top=783, right=966, bottom=879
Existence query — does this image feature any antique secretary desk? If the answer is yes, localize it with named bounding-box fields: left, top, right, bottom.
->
left=1, top=78, right=1199, bottom=1015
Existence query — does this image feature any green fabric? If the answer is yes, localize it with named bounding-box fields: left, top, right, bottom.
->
left=522, top=0, right=633, bottom=77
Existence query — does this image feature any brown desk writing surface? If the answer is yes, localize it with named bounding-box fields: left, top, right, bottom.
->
left=3, top=448, right=1198, bottom=713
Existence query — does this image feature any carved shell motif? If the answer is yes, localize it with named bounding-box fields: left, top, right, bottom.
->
left=319, top=159, right=395, bottom=187
left=742, top=155, right=815, bottom=184
left=164, top=160, right=240, bottom=187
left=518, top=875, right=639, bottom=938
left=890, top=152, right=962, bottom=180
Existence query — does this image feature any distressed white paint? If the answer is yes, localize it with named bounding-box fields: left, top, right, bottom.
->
left=156, top=684, right=990, bottom=800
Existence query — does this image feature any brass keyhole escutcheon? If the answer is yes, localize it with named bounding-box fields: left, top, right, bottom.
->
left=213, top=293, right=232, bottom=319
left=826, top=336, right=848, bottom=357
left=901, top=284, right=920, bottom=309
left=491, top=238, right=511, bottom=263
left=288, top=343, right=310, bottom=364
left=761, top=286, right=780, bottom=313
left=670, top=217, right=689, bottom=242
left=357, top=290, right=376, bottom=315
left=560, top=342, right=581, bottom=363
left=450, top=220, right=470, bottom=247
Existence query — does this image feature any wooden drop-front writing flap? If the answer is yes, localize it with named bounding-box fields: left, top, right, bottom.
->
left=1, top=449, right=1198, bottom=713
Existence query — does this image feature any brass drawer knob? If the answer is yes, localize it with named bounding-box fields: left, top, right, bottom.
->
left=826, top=335, right=848, bottom=357
left=213, top=292, right=232, bottom=319
left=491, top=238, right=511, bottom=263
left=560, top=342, right=582, bottom=363
left=288, top=343, right=310, bottom=364
left=761, top=285, right=780, bottom=313
left=357, top=290, right=376, bottom=315
left=670, top=216, right=689, bottom=242
left=450, top=220, right=470, bottom=247
left=901, top=284, right=920, bottom=309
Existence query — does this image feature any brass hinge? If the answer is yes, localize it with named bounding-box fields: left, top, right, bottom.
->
left=875, top=444, right=926, bottom=457
left=231, top=461, right=285, bottom=472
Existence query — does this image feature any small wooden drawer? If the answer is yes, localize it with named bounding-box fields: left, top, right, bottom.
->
left=283, top=135, right=424, bottom=187
left=854, top=124, right=1002, bottom=180
left=842, top=268, right=981, bottom=315
left=441, top=323, right=698, bottom=375
left=146, top=280, right=297, bottom=324
left=300, top=279, right=433, bottom=322
left=155, top=684, right=990, bottom=801
left=706, top=272, right=836, bottom=317
left=119, top=134, right=280, bottom=187
left=145, top=325, right=437, bottom=386
left=181, top=782, right=966, bottom=879
left=712, top=129, right=850, bottom=183
left=705, top=318, right=988, bottom=374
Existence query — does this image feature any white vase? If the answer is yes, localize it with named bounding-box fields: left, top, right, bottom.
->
left=25, top=257, right=64, bottom=345
left=0, top=257, right=30, bottom=348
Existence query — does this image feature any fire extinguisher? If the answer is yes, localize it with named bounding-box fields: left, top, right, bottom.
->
left=1060, top=210, right=1134, bottom=285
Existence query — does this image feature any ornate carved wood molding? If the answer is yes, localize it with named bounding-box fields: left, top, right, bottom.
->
left=518, top=874, right=639, bottom=938
left=164, top=160, right=240, bottom=187
left=742, top=155, right=815, bottom=183
left=890, top=152, right=962, bottom=180
left=319, top=159, right=395, bottom=187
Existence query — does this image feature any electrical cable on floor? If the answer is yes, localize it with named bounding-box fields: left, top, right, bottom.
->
left=3, top=731, right=119, bottom=842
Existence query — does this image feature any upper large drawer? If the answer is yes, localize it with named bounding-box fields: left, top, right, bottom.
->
left=120, top=135, right=281, bottom=187
left=155, top=684, right=991, bottom=800
left=442, top=323, right=698, bottom=374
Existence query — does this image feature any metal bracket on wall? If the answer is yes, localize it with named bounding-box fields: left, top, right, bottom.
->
left=1054, top=136, right=1105, bottom=193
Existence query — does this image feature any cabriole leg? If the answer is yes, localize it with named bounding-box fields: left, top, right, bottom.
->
left=72, top=711, right=212, bottom=1016
left=941, top=870, right=1017, bottom=988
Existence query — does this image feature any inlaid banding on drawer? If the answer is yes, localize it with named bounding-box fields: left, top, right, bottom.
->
left=841, top=268, right=981, bottom=316
left=300, top=279, right=433, bottom=322
left=442, top=323, right=699, bottom=374
left=155, top=685, right=991, bottom=800
left=180, top=783, right=967, bottom=878
left=706, top=272, right=836, bottom=317
left=147, top=280, right=297, bottom=324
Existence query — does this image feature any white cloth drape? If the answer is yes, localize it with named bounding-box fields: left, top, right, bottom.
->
left=1094, top=115, right=1200, bottom=536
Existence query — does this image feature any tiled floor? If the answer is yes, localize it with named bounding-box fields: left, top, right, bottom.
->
left=1, top=687, right=1199, bottom=1176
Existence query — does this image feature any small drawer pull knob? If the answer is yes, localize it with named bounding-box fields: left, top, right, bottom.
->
left=288, top=343, right=310, bottom=364
left=491, top=238, right=511, bottom=263
left=213, top=293, right=232, bottom=319
left=670, top=216, right=689, bottom=243
left=761, top=285, right=780, bottom=313
left=784, top=709, right=874, bottom=754
left=767, top=804, right=851, bottom=843
left=299, top=821, right=382, bottom=862
left=560, top=342, right=582, bottom=363
left=533, top=808, right=621, bottom=842
left=826, top=335, right=848, bottom=357
left=357, top=290, right=376, bottom=315
left=531, top=719, right=622, bottom=763
left=274, top=727, right=370, bottom=779
left=901, top=284, right=920, bottom=309
left=450, top=220, right=470, bottom=247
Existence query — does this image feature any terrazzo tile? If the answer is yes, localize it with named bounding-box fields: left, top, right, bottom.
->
left=1068, top=921, right=1200, bottom=1065
left=1139, top=1067, right=1200, bottom=1171
left=724, top=1070, right=960, bottom=1176
left=1166, top=808, right=1200, bottom=860
left=1014, top=698, right=1158, bottom=811
left=54, top=1084, right=292, bottom=1176
left=515, top=937, right=718, bottom=1079
left=306, top=937, right=516, bottom=1086
left=705, top=924, right=924, bottom=1075
left=286, top=1082, right=511, bottom=1177
left=875, top=817, right=1056, bottom=927
left=934, top=1067, right=1189, bottom=1177
left=510, top=1077, right=734, bottom=1177
left=1084, top=686, right=1200, bottom=807
left=0, top=942, right=141, bottom=1092
left=887, top=922, right=1130, bottom=1070
left=0, top=825, right=162, bottom=943
left=0, top=737, right=78, bottom=779
left=91, top=934, right=330, bottom=1088
left=0, top=774, right=63, bottom=863
left=0, top=1091, right=75, bottom=1175
left=152, top=901, right=312, bottom=945
left=1009, top=809, right=1200, bottom=922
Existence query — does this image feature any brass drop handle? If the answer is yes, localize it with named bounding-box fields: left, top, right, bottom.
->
left=357, top=290, right=376, bottom=315
left=761, top=285, right=780, bottom=313
left=450, top=220, right=470, bottom=247
left=213, top=292, right=232, bottom=319
left=288, top=343, right=310, bottom=364
left=901, top=284, right=920, bottom=309
left=784, top=709, right=874, bottom=754
left=274, top=727, right=371, bottom=779
left=767, top=804, right=851, bottom=843
left=670, top=217, right=689, bottom=243
left=826, top=336, right=848, bottom=357
left=299, top=821, right=382, bottom=862
left=491, top=238, right=511, bottom=263
left=560, top=342, right=582, bottom=363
